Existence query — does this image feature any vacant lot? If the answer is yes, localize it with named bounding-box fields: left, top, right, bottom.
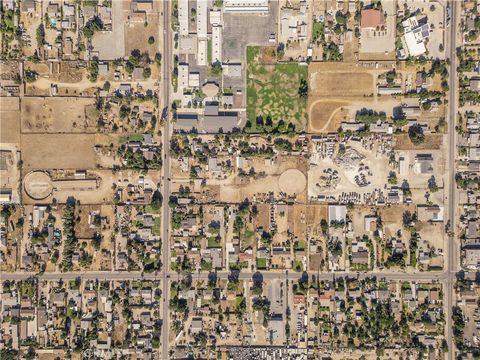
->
left=309, top=100, right=348, bottom=132
left=21, top=97, right=97, bottom=133
left=124, top=11, right=160, bottom=56
left=247, top=46, right=308, bottom=129
left=394, top=134, right=444, bottom=150
left=0, top=97, right=20, bottom=143
left=306, top=204, right=328, bottom=237
left=75, top=205, right=101, bottom=239
left=21, top=134, right=95, bottom=170
left=293, top=205, right=307, bottom=239
left=309, top=63, right=375, bottom=97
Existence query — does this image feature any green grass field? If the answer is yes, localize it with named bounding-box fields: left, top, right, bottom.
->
left=246, top=46, right=308, bottom=130
left=256, top=258, right=267, bottom=270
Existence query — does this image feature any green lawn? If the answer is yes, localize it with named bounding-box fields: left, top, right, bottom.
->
left=240, top=229, right=255, bottom=242
left=207, top=39, right=212, bottom=63
left=246, top=46, right=308, bottom=131
left=312, top=21, right=325, bottom=42
left=119, top=133, right=145, bottom=144
left=144, top=204, right=160, bottom=214
left=208, top=236, right=222, bottom=248
left=256, top=258, right=267, bottom=270
left=152, top=217, right=161, bottom=236
left=293, top=259, right=303, bottom=272
left=294, top=240, right=306, bottom=252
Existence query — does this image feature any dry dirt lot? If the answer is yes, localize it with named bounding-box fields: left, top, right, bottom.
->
left=217, top=156, right=308, bottom=203
left=306, top=204, right=328, bottom=237
left=308, top=63, right=379, bottom=133
left=379, top=204, right=416, bottom=224
left=21, top=134, right=95, bottom=170
left=75, top=205, right=100, bottom=239
left=0, top=97, right=20, bottom=143
left=417, top=221, right=444, bottom=249
left=308, top=63, right=375, bottom=98
left=393, top=134, right=444, bottom=150
left=21, top=97, right=97, bottom=133
left=309, top=100, right=348, bottom=132
left=254, top=204, right=271, bottom=230
left=293, top=204, right=307, bottom=239
left=124, top=14, right=160, bottom=56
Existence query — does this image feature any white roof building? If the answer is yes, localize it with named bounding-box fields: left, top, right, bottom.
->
left=210, top=9, right=222, bottom=25
left=178, top=0, right=189, bottom=36
left=328, top=205, right=347, bottom=224
left=178, top=64, right=189, bottom=89
left=402, top=16, right=430, bottom=57
left=404, top=31, right=426, bottom=57
left=212, top=25, right=223, bottom=63
left=197, top=38, right=208, bottom=66
left=188, top=72, right=200, bottom=88
left=197, top=0, right=208, bottom=38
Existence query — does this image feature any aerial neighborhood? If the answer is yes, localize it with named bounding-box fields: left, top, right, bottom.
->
left=0, top=0, right=479, bottom=359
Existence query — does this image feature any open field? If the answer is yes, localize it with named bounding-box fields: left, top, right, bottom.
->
left=293, top=205, right=307, bottom=239
left=247, top=46, right=308, bottom=129
left=306, top=204, right=328, bottom=236
left=21, top=97, right=98, bottom=133
left=124, top=7, right=160, bottom=56
left=309, top=100, right=348, bottom=133
left=21, top=134, right=95, bottom=170
left=308, top=63, right=375, bottom=97
left=393, top=134, right=444, bottom=150
left=184, top=155, right=308, bottom=203
left=307, top=63, right=379, bottom=133
left=0, top=98, right=20, bottom=143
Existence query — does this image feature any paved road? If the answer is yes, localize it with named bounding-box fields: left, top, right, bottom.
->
left=445, top=1, right=459, bottom=358
left=445, top=0, right=459, bottom=359
left=160, top=1, right=172, bottom=359
left=0, top=269, right=448, bottom=282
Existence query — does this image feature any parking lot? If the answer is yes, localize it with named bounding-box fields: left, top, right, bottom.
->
left=222, top=1, right=278, bottom=62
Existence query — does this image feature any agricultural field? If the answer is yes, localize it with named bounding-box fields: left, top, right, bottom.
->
left=246, top=46, right=308, bottom=130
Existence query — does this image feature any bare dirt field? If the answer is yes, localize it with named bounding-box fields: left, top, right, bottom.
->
left=309, top=100, right=348, bottom=133
left=308, top=63, right=375, bottom=97
left=21, top=97, right=97, bottom=133
left=75, top=205, right=101, bottom=239
left=293, top=204, right=307, bottom=239
left=254, top=204, right=271, bottom=230
left=306, top=204, right=328, bottom=237
left=218, top=156, right=308, bottom=202
left=278, top=169, right=307, bottom=195
left=379, top=205, right=416, bottom=252
left=0, top=98, right=20, bottom=143
left=24, top=171, right=53, bottom=200
left=394, top=134, right=444, bottom=150
left=417, top=221, right=444, bottom=250
left=124, top=21, right=160, bottom=57
left=379, top=204, right=416, bottom=224
left=21, top=134, right=95, bottom=170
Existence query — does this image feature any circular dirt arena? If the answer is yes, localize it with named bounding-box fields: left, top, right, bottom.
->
left=24, top=171, right=53, bottom=200
left=278, top=169, right=307, bottom=196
